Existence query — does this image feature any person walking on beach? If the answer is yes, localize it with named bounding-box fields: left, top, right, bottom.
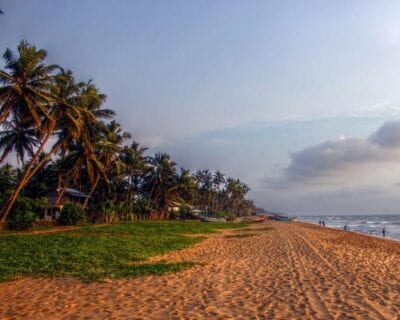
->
left=344, top=225, right=348, bottom=231
left=382, top=228, right=386, bottom=237
left=322, top=221, right=325, bottom=227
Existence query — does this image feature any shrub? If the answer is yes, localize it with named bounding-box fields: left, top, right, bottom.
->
left=169, top=205, right=193, bottom=220
left=58, top=203, right=87, bottom=226
left=178, top=205, right=194, bottom=220
left=7, top=197, right=47, bottom=230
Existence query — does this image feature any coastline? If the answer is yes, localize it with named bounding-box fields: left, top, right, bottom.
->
left=297, top=220, right=400, bottom=243
left=0, top=221, right=399, bottom=319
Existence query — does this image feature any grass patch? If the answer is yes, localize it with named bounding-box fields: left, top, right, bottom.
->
left=77, top=220, right=247, bottom=235
left=0, top=221, right=245, bottom=282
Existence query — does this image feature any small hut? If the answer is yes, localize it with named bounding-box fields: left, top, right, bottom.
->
left=42, top=188, right=87, bottom=221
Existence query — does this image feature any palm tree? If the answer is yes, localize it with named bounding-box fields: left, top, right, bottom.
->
left=194, top=169, right=214, bottom=212
left=0, top=71, right=110, bottom=222
left=82, top=120, right=131, bottom=208
left=176, top=168, right=197, bottom=204
left=0, top=119, right=38, bottom=164
left=46, top=79, right=115, bottom=209
left=211, top=170, right=225, bottom=211
left=52, top=141, right=99, bottom=206
left=120, top=141, right=149, bottom=215
left=226, top=178, right=250, bottom=216
left=144, top=153, right=179, bottom=219
left=0, top=41, right=59, bottom=125
left=0, top=71, right=84, bottom=222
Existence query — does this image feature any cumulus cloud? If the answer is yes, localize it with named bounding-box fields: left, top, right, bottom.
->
left=368, top=120, right=400, bottom=147
left=268, top=119, right=400, bottom=187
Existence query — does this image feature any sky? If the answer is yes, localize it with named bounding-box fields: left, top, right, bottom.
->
left=2, top=0, right=400, bottom=214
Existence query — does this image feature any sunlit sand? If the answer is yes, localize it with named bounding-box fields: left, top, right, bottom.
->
left=1, top=221, right=399, bottom=319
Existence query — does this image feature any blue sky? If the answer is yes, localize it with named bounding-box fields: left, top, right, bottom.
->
left=3, top=1, right=400, bottom=214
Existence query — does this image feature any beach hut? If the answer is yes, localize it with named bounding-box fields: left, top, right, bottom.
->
left=42, top=188, right=88, bottom=221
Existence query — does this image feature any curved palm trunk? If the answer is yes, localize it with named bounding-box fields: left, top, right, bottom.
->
left=55, top=184, right=68, bottom=207
left=83, top=175, right=100, bottom=209
left=0, top=133, right=60, bottom=223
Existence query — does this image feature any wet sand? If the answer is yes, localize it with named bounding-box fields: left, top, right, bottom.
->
left=1, top=221, right=400, bottom=319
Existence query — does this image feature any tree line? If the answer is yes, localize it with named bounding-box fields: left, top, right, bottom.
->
left=0, top=41, right=255, bottom=227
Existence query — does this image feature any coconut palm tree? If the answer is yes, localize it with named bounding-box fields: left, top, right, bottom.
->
left=175, top=168, right=197, bottom=204
left=50, top=78, right=114, bottom=207
left=82, top=120, right=131, bottom=208
left=0, top=71, right=111, bottom=222
left=0, top=41, right=59, bottom=125
left=226, top=178, right=250, bottom=216
left=119, top=141, right=149, bottom=215
left=143, top=153, right=179, bottom=219
left=0, top=119, right=38, bottom=164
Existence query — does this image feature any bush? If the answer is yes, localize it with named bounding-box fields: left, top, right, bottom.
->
left=169, top=205, right=193, bottom=220
left=179, top=205, right=194, bottom=220
left=58, top=203, right=87, bottom=226
left=7, top=197, right=48, bottom=231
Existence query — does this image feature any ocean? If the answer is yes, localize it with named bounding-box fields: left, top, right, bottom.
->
left=297, top=215, right=400, bottom=241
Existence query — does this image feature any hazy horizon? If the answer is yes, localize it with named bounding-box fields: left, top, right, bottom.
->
left=3, top=1, right=400, bottom=215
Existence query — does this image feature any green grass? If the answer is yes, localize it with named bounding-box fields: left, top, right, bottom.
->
left=0, top=221, right=246, bottom=282
left=77, top=220, right=247, bottom=235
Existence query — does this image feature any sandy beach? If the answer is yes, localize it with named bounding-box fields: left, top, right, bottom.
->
left=1, top=221, right=400, bottom=319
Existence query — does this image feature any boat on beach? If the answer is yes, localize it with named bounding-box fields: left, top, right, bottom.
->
left=269, top=214, right=295, bottom=221
left=243, top=216, right=267, bottom=223
left=199, top=215, right=227, bottom=223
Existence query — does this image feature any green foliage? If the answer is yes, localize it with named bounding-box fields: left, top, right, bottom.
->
left=170, top=205, right=193, bottom=220
left=58, top=203, right=87, bottom=226
left=0, top=164, right=16, bottom=194
left=0, top=41, right=255, bottom=223
left=0, top=221, right=245, bottom=282
left=7, top=197, right=48, bottom=231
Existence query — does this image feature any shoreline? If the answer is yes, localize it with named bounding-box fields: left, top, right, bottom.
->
left=297, top=219, right=400, bottom=243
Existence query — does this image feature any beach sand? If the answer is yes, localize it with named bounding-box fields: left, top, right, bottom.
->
left=1, top=221, right=399, bottom=319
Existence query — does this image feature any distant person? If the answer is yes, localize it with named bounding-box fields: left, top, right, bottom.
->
left=318, top=220, right=322, bottom=226
left=344, top=225, right=348, bottom=231
left=382, top=228, right=386, bottom=237
left=322, top=221, right=325, bottom=227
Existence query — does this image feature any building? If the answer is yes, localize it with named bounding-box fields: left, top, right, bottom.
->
left=42, top=188, right=87, bottom=221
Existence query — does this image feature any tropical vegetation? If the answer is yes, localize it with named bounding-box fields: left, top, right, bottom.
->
left=0, top=41, right=256, bottom=230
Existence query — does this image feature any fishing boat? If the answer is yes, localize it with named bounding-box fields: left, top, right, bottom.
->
left=199, top=215, right=227, bottom=223
left=243, top=216, right=267, bottom=223
left=269, top=214, right=295, bottom=221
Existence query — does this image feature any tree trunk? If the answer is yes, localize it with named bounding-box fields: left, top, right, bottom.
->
left=83, top=175, right=100, bottom=209
left=0, top=133, right=59, bottom=223
left=55, top=184, right=68, bottom=206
